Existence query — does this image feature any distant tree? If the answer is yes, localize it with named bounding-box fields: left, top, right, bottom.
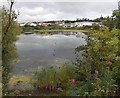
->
left=116, top=2, right=120, bottom=29
left=112, top=10, right=120, bottom=29
left=101, top=16, right=115, bottom=31
left=76, top=18, right=91, bottom=22
left=101, top=2, right=120, bottom=30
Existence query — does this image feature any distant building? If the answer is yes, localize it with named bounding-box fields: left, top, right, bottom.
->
left=55, top=20, right=64, bottom=25
left=41, top=23, right=51, bottom=27
left=74, top=22, right=101, bottom=27
left=60, top=22, right=101, bottom=27
left=29, top=22, right=37, bottom=26
left=62, top=23, right=75, bottom=27
left=19, top=21, right=101, bottom=27
left=37, top=22, right=42, bottom=26
left=19, top=23, right=26, bottom=26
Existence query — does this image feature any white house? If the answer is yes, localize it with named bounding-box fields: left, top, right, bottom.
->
left=55, top=21, right=65, bottom=25
left=62, top=23, right=76, bottom=27
left=74, top=22, right=100, bottom=27
left=19, top=23, right=26, bottom=26
left=61, top=22, right=101, bottom=27
left=29, top=23, right=37, bottom=26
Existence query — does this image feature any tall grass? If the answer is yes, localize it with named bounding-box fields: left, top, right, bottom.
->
left=35, top=65, right=76, bottom=91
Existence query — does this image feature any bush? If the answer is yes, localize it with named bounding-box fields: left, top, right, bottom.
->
left=73, top=27, right=120, bottom=96
left=35, top=65, right=76, bottom=91
left=92, top=23, right=100, bottom=30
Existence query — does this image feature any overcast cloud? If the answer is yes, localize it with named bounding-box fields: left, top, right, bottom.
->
left=3, top=2, right=119, bottom=23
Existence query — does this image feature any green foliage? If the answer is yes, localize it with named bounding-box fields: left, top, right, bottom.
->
left=22, top=25, right=34, bottom=32
left=2, top=6, right=21, bottom=94
left=35, top=65, right=76, bottom=91
left=73, top=26, right=120, bottom=96
left=81, top=25, right=92, bottom=30
left=100, top=9, right=120, bottom=30
left=92, top=23, right=100, bottom=30
left=112, top=9, right=120, bottom=29
left=92, top=5, right=120, bottom=31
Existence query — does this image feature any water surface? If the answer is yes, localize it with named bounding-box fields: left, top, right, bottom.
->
left=13, top=32, right=87, bottom=74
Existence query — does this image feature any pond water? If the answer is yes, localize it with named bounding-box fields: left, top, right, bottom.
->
left=12, top=32, right=87, bottom=75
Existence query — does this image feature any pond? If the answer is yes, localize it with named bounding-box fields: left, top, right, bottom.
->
left=12, top=32, right=87, bottom=75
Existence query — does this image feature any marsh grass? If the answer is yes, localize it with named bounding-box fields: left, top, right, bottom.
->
left=35, top=65, right=76, bottom=91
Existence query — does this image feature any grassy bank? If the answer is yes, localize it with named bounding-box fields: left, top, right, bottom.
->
left=7, top=65, right=77, bottom=96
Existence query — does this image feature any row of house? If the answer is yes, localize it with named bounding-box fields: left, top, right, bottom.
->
left=19, top=22, right=51, bottom=27
left=19, top=21, right=101, bottom=27
left=61, top=22, right=101, bottom=27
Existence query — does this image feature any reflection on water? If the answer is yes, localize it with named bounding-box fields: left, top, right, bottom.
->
left=13, top=32, right=87, bottom=74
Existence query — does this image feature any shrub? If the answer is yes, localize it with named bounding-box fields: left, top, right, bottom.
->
left=73, top=27, right=120, bottom=96
left=35, top=65, right=76, bottom=91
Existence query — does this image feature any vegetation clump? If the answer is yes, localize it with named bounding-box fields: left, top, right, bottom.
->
left=34, top=65, right=76, bottom=92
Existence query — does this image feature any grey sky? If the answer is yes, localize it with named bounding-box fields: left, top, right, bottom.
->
left=2, top=1, right=119, bottom=23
